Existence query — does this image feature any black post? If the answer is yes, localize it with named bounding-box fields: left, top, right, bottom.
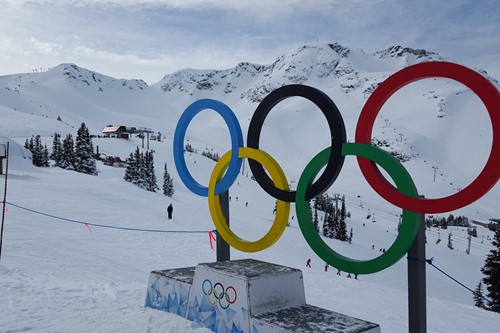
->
left=217, top=190, right=230, bottom=261
left=0, top=142, right=10, bottom=263
left=408, top=206, right=426, bottom=333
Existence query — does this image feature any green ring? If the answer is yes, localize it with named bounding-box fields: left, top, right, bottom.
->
left=295, top=143, right=419, bottom=274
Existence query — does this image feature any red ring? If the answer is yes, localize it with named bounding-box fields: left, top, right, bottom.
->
left=355, top=61, right=500, bottom=213
left=225, top=286, right=237, bottom=304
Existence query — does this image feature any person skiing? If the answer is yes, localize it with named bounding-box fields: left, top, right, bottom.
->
left=167, top=204, right=173, bottom=220
left=306, top=259, right=311, bottom=268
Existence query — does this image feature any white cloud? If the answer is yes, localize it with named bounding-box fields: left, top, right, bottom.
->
left=0, top=0, right=499, bottom=84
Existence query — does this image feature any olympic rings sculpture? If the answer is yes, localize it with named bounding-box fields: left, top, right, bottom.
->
left=173, top=61, right=500, bottom=274
left=202, top=279, right=237, bottom=309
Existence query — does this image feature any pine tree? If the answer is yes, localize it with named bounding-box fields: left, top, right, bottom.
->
left=323, top=210, right=336, bottom=239
left=162, top=163, right=175, bottom=197
left=481, top=225, right=500, bottom=312
left=60, top=134, right=75, bottom=170
left=313, top=201, right=319, bottom=232
left=74, top=123, right=97, bottom=175
left=332, top=210, right=340, bottom=239
left=124, top=152, right=136, bottom=183
left=474, top=281, right=486, bottom=309
left=25, top=135, right=49, bottom=167
left=123, top=147, right=157, bottom=191
left=322, top=211, right=331, bottom=237
left=144, top=151, right=158, bottom=192
left=337, top=216, right=348, bottom=241
left=33, top=135, right=42, bottom=166
left=51, top=132, right=63, bottom=167
left=336, top=195, right=348, bottom=241
left=42, top=144, right=50, bottom=167
left=135, top=149, right=147, bottom=189
left=131, top=147, right=143, bottom=184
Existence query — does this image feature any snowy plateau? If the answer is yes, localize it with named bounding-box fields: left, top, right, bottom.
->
left=0, top=43, right=499, bottom=332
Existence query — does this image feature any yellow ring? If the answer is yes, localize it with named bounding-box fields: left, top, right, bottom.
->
left=208, top=147, right=290, bottom=252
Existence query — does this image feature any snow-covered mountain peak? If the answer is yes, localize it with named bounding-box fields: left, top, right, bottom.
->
left=374, top=45, right=442, bottom=62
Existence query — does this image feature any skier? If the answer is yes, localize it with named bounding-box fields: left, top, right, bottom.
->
left=306, top=259, right=311, bottom=268
left=324, top=263, right=329, bottom=272
left=336, top=269, right=341, bottom=276
left=167, top=204, right=173, bottom=220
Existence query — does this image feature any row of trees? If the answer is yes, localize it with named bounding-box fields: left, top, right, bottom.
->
left=426, top=214, right=470, bottom=229
left=475, top=225, right=500, bottom=313
left=24, top=123, right=97, bottom=175
left=124, top=147, right=159, bottom=192
left=122, top=147, right=175, bottom=197
left=313, top=194, right=349, bottom=242
left=24, top=135, right=49, bottom=167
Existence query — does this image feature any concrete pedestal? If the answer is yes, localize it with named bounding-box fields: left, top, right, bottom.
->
left=145, top=259, right=380, bottom=333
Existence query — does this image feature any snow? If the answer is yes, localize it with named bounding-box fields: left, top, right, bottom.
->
left=1, top=43, right=499, bottom=332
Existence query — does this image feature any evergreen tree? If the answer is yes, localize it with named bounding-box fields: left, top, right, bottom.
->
left=42, top=144, right=50, bottom=167
left=322, top=211, right=330, bottom=237
left=332, top=210, right=340, bottom=239
left=336, top=195, right=348, bottom=241
left=144, top=150, right=159, bottom=192
left=323, top=210, right=335, bottom=239
left=74, top=123, right=97, bottom=175
left=481, top=225, right=500, bottom=312
left=32, top=135, right=43, bottom=167
left=123, top=147, right=158, bottom=192
left=51, top=132, right=63, bottom=167
left=163, top=163, right=175, bottom=197
left=135, top=148, right=147, bottom=189
left=441, top=217, right=448, bottom=229
left=313, top=201, right=319, bottom=232
left=474, top=281, right=486, bottom=309
left=124, top=152, right=136, bottom=183
left=25, top=135, right=48, bottom=167
left=129, top=147, right=143, bottom=184
left=337, top=216, right=348, bottom=241
left=60, top=134, right=76, bottom=170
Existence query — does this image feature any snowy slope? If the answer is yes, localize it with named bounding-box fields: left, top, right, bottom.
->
left=0, top=136, right=499, bottom=332
left=0, top=42, right=499, bottom=332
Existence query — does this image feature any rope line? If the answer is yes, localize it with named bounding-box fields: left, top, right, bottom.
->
left=3, top=201, right=212, bottom=234
left=407, top=256, right=499, bottom=308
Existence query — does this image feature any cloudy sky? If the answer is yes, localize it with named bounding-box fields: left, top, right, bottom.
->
left=1, top=0, right=499, bottom=84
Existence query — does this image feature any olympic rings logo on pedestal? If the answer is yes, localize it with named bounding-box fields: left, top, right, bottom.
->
left=202, top=279, right=237, bottom=309
left=173, top=61, right=500, bottom=274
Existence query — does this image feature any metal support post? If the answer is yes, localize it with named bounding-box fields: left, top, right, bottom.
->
left=0, top=142, right=10, bottom=263
left=408, top=207, right=426, bottom=333
left=217, top=190, right=230, bottom=261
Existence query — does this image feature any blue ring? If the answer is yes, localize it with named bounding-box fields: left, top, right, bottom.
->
left=173, top=99, right=243, bottom=196
left=202, top=279, right=212, bottom=295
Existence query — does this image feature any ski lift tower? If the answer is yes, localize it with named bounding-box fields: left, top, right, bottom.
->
left=0, top=144, right=6, bottom=175
left=137, top=127, right=154, bottom=149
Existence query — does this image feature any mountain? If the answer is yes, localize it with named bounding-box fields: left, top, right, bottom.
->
left=1, top=42, right=499, bottom=332
left=0, top=42, right=498, bottom=219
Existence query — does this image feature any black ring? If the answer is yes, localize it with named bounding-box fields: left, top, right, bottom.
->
left=247, top=84, right=346, bottom=202
left=213, top=282, right=225, bottom=300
